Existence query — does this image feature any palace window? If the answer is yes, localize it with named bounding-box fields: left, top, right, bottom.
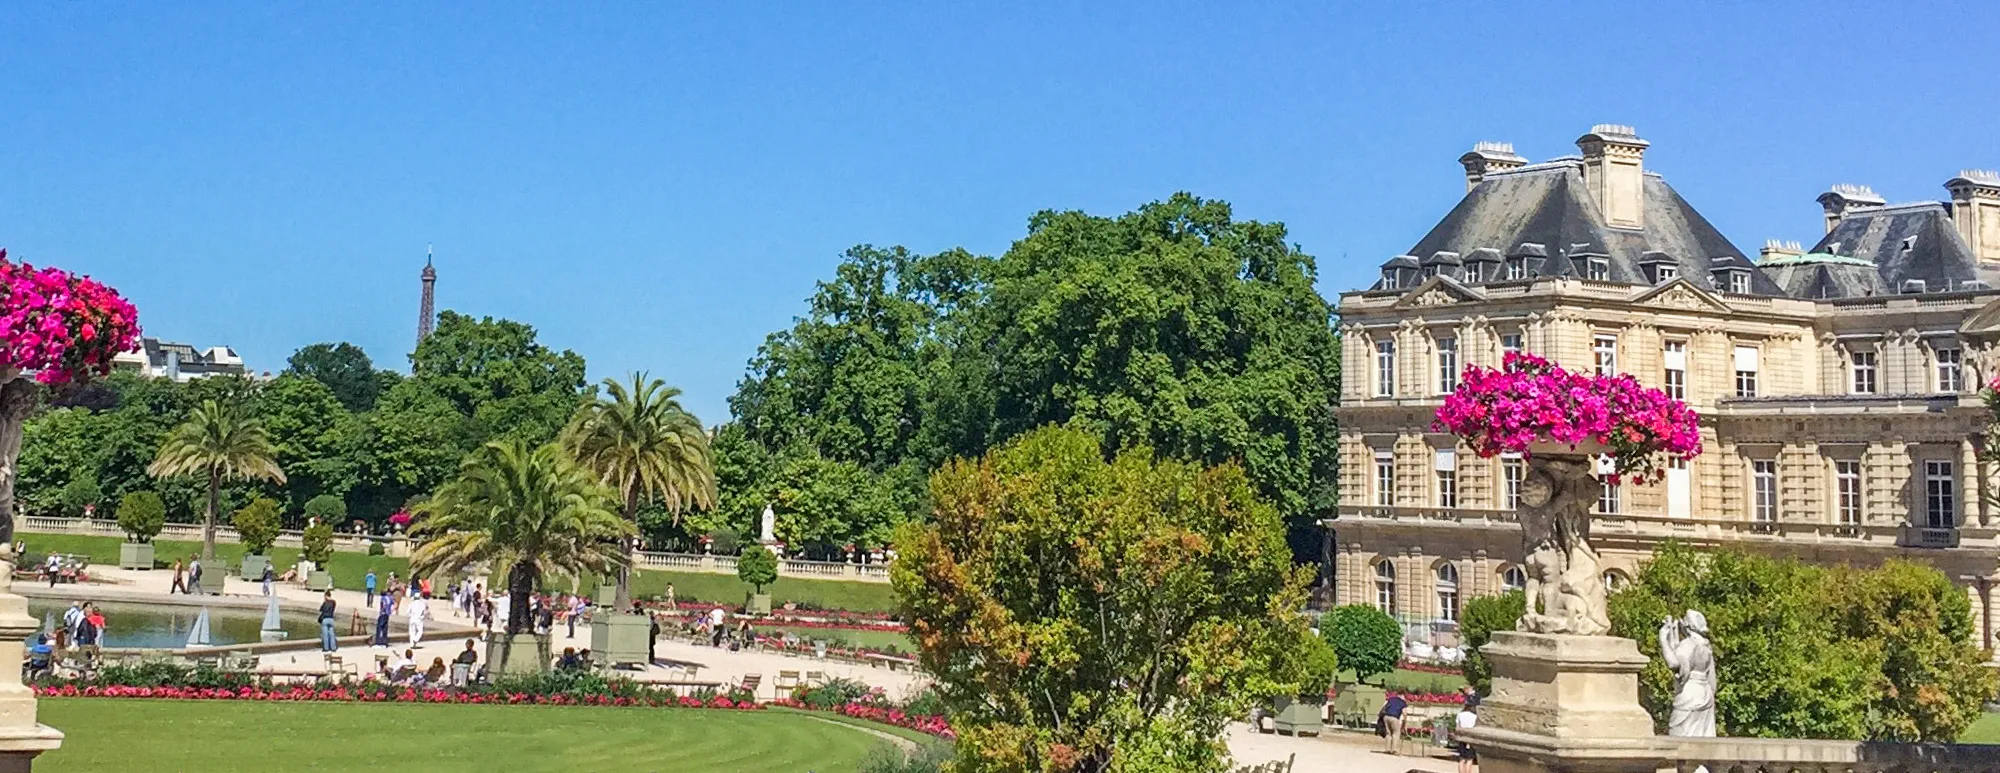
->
left=1602, top=570, right=1627, bottom=593
left=1501, top=566, right=1527, bottom=591
left=1374, top=561, right=1397, bottom=614
left=1662, top=340, right=1686, bottom=400
left=1373, top=451, right=1395, bottom=507
left=1376, top=340, right=1396, bottom=397
left=1437, top=336, right=1458, bottom=394
left=1596, top=455, right=1620, bottom=514
left=1834, top=460, right=1862, bottom=526
left=1502, top=454, right=1524, bottom=510
left=1505, top=258, right=1526, bottom=281
left=1586, top=257, right=1611, bottom=281
left=1435, top=563, right=1460, bottom=623
left=1594, top=335, right=1618, bottom=376
left=1925, top=461, right=1956, bottom=528
left=1850, top=349, right=1877, bottom=394
left=1501, top=333, right=1524, bottom=357
left=1751, top=460, right=1777, bottom=524
left=1435, top=449, right=1457, bottom=508
left=1653, top=263, right=1678, bottom=283
left=1937, top=347, right=1964, bottom=392
left=1733, top=345, right=1759, bottom=397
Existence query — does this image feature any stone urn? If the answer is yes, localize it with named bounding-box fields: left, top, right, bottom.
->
left=0, top=547, right=66, bottom=768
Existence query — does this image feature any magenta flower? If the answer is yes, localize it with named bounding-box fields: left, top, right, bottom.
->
left=1433, top=352, right=1701, bottom=484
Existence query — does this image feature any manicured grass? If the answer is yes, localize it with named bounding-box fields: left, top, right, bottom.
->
left=22, top=533, right=410, bottom=593
left=1339, top=667, right=1466, bottom=694
left=36, top=698, right=901, bottom=772
left=612, top=568, right=900, bottom=613
left=1964, top=711, right=2000, bottom=743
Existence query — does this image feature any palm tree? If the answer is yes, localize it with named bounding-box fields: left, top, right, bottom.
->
left=564, top=373, right=717, bottom=609
left=409, top=440, right=632, bottom=638
left=147, top=400, right=285, bottom=562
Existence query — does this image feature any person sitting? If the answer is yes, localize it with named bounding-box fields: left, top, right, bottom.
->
left=390, top=649, right=417, bottom=682
left=423, top=657, right=448, bottom=685
left=554, top=647, right=582, bottom=671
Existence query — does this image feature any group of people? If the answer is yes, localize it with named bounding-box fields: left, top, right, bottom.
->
left=382, top=639, right=483, bottom=687
left=166, top=557, right=206, bottom=595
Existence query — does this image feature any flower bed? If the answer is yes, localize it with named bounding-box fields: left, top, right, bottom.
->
left=769, top=698, right=954, bottom=739
left=1388, top=690, right=1466, bottom=706
left=1434, top=352, right=1700, bottom=482
left=36, top=682, right=762, bottom=709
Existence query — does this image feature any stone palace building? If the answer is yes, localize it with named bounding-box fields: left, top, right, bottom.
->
left=1330, top=125, right=2000, bottom=657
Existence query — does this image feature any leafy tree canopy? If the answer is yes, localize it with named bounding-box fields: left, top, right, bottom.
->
left=285, top=342, right=381, bottom=412
left=1321, top=605, right=1402, bottom=685
left=232, top=496, right=282, bottom=555
left=115, top=490, right=165, bottom=542
left=412, top=311, right=589, bottom=446
left=736, top=544, right=778, bottom=593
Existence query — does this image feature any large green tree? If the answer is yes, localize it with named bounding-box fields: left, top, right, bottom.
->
left=410, top=440, right=632, bottom=640
left=412, top=311, right=589, bottom=446
left=284, top=342, right=382, bottom=412
left=565, top=374, right=716, bottom=609
left=147, top=400, right=287, bottom=561
left=894, top=426, right=1316, bottom=773
left=255, top=374, right=361, bottom=512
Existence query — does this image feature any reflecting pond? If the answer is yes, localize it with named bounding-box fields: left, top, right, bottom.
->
left=28, top=599, right=322, bottom=649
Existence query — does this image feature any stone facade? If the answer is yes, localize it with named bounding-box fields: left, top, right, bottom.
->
left=1331, top=126, right=2000, bottom=658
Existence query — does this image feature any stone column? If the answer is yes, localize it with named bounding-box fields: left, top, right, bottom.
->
left=0, top=549, right=63, bottom=771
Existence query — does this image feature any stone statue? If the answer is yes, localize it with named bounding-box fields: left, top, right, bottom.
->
left=1513, top=453, right=1610, bottom=636
left=1658, top=609, right=1717, bottom=737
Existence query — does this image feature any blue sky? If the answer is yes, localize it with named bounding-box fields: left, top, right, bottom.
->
left=4, top=3, right=1997, bottom=422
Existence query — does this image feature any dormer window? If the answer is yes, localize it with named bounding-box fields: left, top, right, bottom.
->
left=1901, top=279, right=1927, bottom=294
left=1654, top=263, right=1678, bottom=283
left=1463, top=264, right=1480, bottom=283
left=1382, top=270, right=1400, bottom=290
left=1585, top=257, right=1610, bottom=281
left=1506, top=258, right=1526, bottom=280
left=1713, top=268, right=1749, bottom=294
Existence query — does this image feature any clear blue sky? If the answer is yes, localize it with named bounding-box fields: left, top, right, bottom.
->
left=5, top=3, right=1997, bottom=422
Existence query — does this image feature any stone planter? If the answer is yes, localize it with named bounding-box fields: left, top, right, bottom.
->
left=240, top=554, right=270, bottom=580
left=118, top=541, right=155, bottom=570
left=745, top=592, right=772, bottom=615
left=589, top=612, right=653, bottom=667
left=594, top=583, right=618, bottom=607
left=307, top=570, right=333, bottom=591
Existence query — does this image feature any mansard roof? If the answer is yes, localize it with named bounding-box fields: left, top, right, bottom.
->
left=1794, top=202, right=1995, bottom=297
left=1376, top=162, right=1775, bottom=294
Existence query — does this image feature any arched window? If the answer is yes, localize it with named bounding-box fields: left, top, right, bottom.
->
left=1374, top=561, right=1397, bottom=614
left=1501, top=565, right=1527, bottom=591
left=1435, top=563, right=1460, bottom=622
left=1602, top=570, right=1628, bottom=593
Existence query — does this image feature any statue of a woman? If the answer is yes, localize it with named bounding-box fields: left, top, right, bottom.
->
left=1657, top=609, right=1716, bottom=737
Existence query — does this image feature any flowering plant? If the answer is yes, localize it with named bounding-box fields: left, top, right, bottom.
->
left=1386, top=689, right=1466, bottom=706
left=0, top=249, right=141, bottom=384
left=388, top=510, right=412, bottom=528
left=768, top=698, right=955, bottom=739
left=1433, top=352, right=1701, bottom=484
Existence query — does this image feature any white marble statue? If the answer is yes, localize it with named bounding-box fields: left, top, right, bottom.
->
left=1658, top=609, right=1717, bottom=737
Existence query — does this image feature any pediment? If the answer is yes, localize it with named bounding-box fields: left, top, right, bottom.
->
left=1959, top=295, right=2000, bottom=334
left=1629, top=279, right=1732, bottom=313
left=1392, top=276, right=1485, bottom=309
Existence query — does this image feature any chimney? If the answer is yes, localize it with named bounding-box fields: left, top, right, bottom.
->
left=1459, top=142, right=1527, bottom=192
left=1758, top=240, right=1804, bottom=262
left=1577, top=125, right=1648, bottom=229
left=1945, top=170, right=2000, bottom=264
left=1815, top=184, right=1885, bottom=234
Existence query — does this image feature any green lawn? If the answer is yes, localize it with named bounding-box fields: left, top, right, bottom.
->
left=1339, top=667, right=1466, bottom=694
left=760, top=624, right=914, bottom=654
left=609, top=568, right=901, bottom=613
left=1964, top=712, right=2000, bottom=743
left=37, top=698, right=903, bottom=772
left=22, top=533, right=410, bottom=593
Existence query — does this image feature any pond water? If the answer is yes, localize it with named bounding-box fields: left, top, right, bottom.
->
left=29, top=600, right=323, bottom=649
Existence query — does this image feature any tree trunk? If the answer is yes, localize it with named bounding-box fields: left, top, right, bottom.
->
left=202, top=468, right=219, bottom=563
left=506, top=562, right=536, bottom=635
left=0, top=373, right=38, bottom=548
left=615, top=486, right=637, bottom=611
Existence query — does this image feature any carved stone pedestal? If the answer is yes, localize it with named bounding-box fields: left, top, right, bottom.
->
left=0, top=555, right=64, bottom=771
left=1458, top=632, right=1669, bottom=773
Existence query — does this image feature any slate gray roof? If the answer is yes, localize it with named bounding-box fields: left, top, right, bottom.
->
left=1786, top=202, right=1996, bottom=297
left=1377, top=161, right=1775, bottom=294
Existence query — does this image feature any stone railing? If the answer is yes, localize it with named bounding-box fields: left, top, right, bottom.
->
left=1335, top=507, right=2000, bottom=550
left=1666, top=737, right=2000, bottom=773
left=1333, top=506, right=1520, bottom=525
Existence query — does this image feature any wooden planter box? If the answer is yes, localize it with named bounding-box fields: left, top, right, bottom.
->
left=240, top=554, right=270, bottom=580
left=118, top=541, right=155, bottom=570
left=1272, top=697, right=1324, bottom=736
left=745, top=592, right=772, bottom=615
left=307, top=570, right=334, bottom=591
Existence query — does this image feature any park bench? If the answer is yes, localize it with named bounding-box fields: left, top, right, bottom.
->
left=862, top=652, right=915, bottom=671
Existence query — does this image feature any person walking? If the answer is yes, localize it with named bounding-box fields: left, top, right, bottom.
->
left=260, top=562, right=274, bottom=596
left=317, top=591, right=338, bottom=653
left=406, top=591, right=430, bottom=646
left=1455, top=701, right=1479, bottom=773
left=364, top=570, right=377, bottom=606
left=647, top=612, right=660, bottom=665
left=44, top=553, right=60, bottom=588
left=663, top=583, right=676, bottom=612
left=186, top=556, right=204, bottom=596
left=169, top=559, right=186, bottom=595
left=373, top=588, right=393, bottom=648
left=1378, top=692, right=1409, bottom=756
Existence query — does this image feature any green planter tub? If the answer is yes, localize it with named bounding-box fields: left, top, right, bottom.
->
left=119, top=541, right=155, bottom=570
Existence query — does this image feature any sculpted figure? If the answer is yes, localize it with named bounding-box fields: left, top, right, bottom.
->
left=1659, top=609, right=1717, bottom=737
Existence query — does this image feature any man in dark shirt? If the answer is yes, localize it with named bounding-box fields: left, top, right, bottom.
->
left=373, top=589, right=393, bottom=647
left=1379, top=693, right=1409, bottom=756
left=317, top=591, right=338, bottom=652
left=454, top=638, right=479, bottom=665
